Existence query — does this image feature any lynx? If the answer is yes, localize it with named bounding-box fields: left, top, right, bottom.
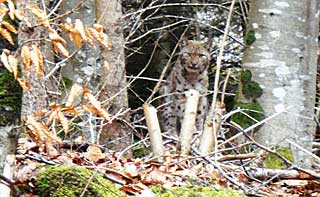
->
left=160, top=40, right=210, bottom=136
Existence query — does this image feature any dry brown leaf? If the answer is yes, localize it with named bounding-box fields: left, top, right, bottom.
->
left=0, top=6, right=8, bottom=16
left=120, top=183, right=149, bottom=195
left=1, top=21, right=17, bottom=34
left=21, top=45, right=31, bottom=76
left=57, top=111, right=69, bottom=135
left=7, top=0, right=15, bottom=20
left=8, top=55, right=18, bottom=79
left=30, top=45, right=44, bottom=77
left=53, top=42, right=69, bottom=57
left=84, top=145, right=103, bottom=162
left=87, top=28, right=98, bottom=39
left=65, top=83, right=83, bottom=107
left=141, top=168, right=167, bottom=185
left=1, top=49, right=11, bottom=72
left=83, top=29, right=95, bottom=46
left=87, top=27, right=112, bottom=50
left=33, top=108, right=47, bottom=117
left=59, top=23, right=73, bottom=31
left=48, top=28, right=67, bottom=44
left=93, top=24, right=104, bottom=33
left=0, top=27, right=14, bottom=45
left=26, top=116, right=61, bottom=155
left=100, top=34, right=112, bottom=50
left=49, top=102, right=59, bottom=110
left=28, top=116, right=62, bottom=143
left=60, top=107, right=78, bottom=115
left=84, top=92, right=110, bottom=120
left=82, top=104, right=100, bottom=115
left=29, top=5, right=49, bottom=28
left=16, top=77, right=31, bottom=90
left=46, top=110, right=57, bottom=126
left=123, top=163, right=139, bottom=178
left=75, top=19, right=87, bottom=42
left=70, top=28, right=83, bottom=48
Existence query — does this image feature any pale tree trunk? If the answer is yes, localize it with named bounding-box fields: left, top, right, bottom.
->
left=58, top=0, right=130, bottom=152
left=96, top=0, right=131, bottom=152
left=243, top=0, right=319, bottom=167
left=59, top=0, right=100, bottom=143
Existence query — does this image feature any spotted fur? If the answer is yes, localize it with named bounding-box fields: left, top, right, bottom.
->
left=160, top=40, right=210, bottom=136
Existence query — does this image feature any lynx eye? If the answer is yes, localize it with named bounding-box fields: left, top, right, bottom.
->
left=199, top=54, right=208, bottom=61
left=181, top=53, right=191, bottom=60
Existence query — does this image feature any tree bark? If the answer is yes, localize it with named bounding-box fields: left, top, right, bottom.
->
left=59, top=0, right=100, bottom=143
left=96, top=0, right=131, bottom=152
left=243, top=0, right=319, bottom=167
left=17, top=1, right=49, bottom=118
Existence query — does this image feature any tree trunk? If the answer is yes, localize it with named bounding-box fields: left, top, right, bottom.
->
left=17, top=1, right=49, bottom=118
left=59, top=0, right=100, bottom=143
left=243, top=0, right=318, bottom=167
left=96, top=0, right=131, bottom=152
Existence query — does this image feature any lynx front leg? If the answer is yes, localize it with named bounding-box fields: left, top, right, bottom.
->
left=162, top=103, right=178, bottom=136
left=196, top=96, right=208, bottom=133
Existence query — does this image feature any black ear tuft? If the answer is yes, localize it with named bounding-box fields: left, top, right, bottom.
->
left=204, top=40, right=213, bottom=51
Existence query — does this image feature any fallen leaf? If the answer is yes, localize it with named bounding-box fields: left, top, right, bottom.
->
left=84, top=145, right=103, bottom=162
left=123, top=163, right=139, bottom=178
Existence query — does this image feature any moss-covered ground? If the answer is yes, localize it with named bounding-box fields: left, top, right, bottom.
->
left=151, top=185, right=246, bottom=197
left=35, top=165, right=124, bottom=197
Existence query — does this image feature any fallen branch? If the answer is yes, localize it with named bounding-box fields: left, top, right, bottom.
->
left=217, top=153, right=258, bottom=162
left=247, top=167, right=320, bottom=180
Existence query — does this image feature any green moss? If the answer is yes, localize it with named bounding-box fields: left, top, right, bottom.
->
left=151, top=185, right=246, bottom=197
left=242, top=81, right=263, bottom=100
left=264, top=146, right=294, bottom=169
left=35, top=165, right=124, bottom=197
left=133, top=146, right=147, bottom=158
left=0, top=68, right=22, bottom=125
left=62, top=77, right=73, bottom=90
left=231, top=102, right=264, bottom=129
left=240, top=70, right=252, bottom=83
left=245, top=30, right=256, bottom=45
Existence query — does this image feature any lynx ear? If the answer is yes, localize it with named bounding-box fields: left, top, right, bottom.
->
left=204, top=40, right=213, bottom=51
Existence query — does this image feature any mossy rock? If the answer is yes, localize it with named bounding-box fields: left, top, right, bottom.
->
left=35, top=165, right=124, bottom=197
left=151, top=185, right=246, bottom=197
left=264, top=146, right=294, bottom=169
left=231, top=102, right=264, bottom=129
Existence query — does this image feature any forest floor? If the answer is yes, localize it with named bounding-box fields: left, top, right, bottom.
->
left=7, top=137, right=320, bottom=196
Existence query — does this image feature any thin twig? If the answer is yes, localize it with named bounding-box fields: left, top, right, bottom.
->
left=286, top=139, right=320, bottom=163
left=210, top=0, right=236, bottom=119
left=219, top=107, right=289, bottom=148
left=146, top=27, right=189, bottom=104
left=221, top=69, right=231, bottom=105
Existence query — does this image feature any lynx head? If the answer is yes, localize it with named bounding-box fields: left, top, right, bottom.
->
left=178, top=40, right=211, bottom=75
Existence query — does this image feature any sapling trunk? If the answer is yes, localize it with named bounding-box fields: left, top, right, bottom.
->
left=143, top=104, right=164, bottom=159
left=180, top=89, right=200, bottom=155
